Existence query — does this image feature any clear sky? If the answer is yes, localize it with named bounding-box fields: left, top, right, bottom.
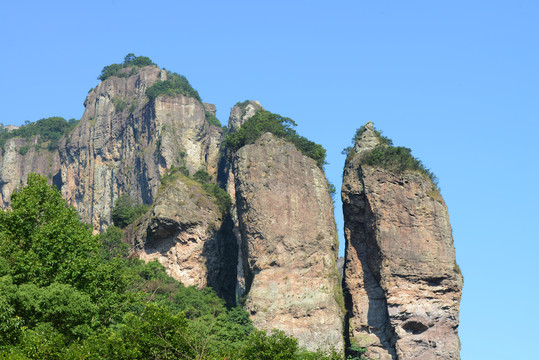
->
left=1, top=1, right=538, bottom=358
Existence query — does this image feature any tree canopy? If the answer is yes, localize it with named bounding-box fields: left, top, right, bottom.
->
left=0, top=117, right=79, bottom=153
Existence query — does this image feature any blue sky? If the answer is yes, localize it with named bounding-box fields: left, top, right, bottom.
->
left=1, top=1, right=538, bottom=358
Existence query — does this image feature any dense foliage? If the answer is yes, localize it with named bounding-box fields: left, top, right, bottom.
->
left=145, top=71, right=202, bottom=103
left=344, top=124, right=439, bottom=188
left=0, top=117, right=79, bottom=152
left=226, top=109, right=327, bottom=168
left=0, top=174, right=342, bottom=359
left=98, top=54, right=155, bottom=81
left=111, top=195, right=150, bottom=228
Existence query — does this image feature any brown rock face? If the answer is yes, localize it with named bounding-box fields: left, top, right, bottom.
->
left=342, top=123, right=463, bottom=359
left=0, top=137, right=61, bottom=207
left=127, top=174, right=236, bottom=304
left=59, top=66, right=222, bottom=231
left=222, top=101, right=265, bottom=300
left=232, top=132, right=344, bottom=352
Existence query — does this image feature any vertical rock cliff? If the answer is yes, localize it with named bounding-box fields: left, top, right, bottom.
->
left=59, top=65, right=222, bottom=231
left=0, top=56, right=464, bottom=357
left=230, top=126, right=344, bottom=352
left=0, top=137, right=61, bottom=207
left=221, top=101, right=264, bottom=299
left=342, top=122, right=463, bottom=359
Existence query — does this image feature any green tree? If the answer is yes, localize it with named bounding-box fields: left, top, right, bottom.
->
left=145, top=71, right=202, bottom=103
left=0, top=173, right=99, bottom=288
left=240, top=329, right=300, bottom=360
left=0, top=117, right=79, bottom=152
left=110, top=195, right=149, bottom=228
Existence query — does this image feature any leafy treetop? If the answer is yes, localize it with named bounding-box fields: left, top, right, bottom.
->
left=0, top=117, right=79, bottom=152
left=226, top=109, right=327, bottom=168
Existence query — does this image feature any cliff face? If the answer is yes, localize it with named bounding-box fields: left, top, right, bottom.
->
left=59, top=66, right=222, bottom=231
left=0, top=58, right=464, bottom=356
left=0, top=137, right=61, bottom=207
left=232, top=131, right=344, bottom=352
left=222, top=101, right=264, bottom=300
left=126, top=174, right=236, bottom=305
left=342, top=123, right=463, bottom=359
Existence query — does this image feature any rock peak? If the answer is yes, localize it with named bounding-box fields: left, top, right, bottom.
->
left=353, top=121, right=380, bottom=153
left=228, top=100, right=264, bottom=132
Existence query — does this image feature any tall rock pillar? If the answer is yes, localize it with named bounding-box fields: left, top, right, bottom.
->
left=229, top=107, right=344, bottom=352
left=342, top=122, right=463, bottom=360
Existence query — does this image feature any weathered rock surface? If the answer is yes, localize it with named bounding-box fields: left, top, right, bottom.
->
left=0, top=137, right=61, bottom=207
left=227, top=100, right=263, bottom=132
left=59, top=65, right=222, bottom=231
left=233, top=132, right=344, bottom=352
left=342, top=122, right=463, bottom=359
left=222, top=101, right=264, bottom=300
left=126, top=174, right=236, bottom=304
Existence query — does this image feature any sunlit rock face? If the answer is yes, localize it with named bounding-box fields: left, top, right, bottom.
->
left=342, top=122, right=463, bottom=360
left=59, top=65, right=222, bottom=232
left=0, top=136, right=61, bottom=208
left=232, top=132, right=344, bottom=352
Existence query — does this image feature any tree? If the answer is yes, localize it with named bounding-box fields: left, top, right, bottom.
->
left=111, top=195, right=149, bottom=228
left=0, top=173, right=99, bottom=288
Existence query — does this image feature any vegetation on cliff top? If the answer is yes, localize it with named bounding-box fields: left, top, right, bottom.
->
left=0, top=174, right=341, bottom=359
left=344, top=124, right=439, bottom=188
left=99, top=54, right=221, bottom=126
left=0, top=117, right=79, bottom=153
left=226, top=109, right=327, bottom=168
left=145, top=72, right=221, bottom=126
left=98, top=53, right=155, bottom=81
left=161, top=166, right=232, bottom=216
left=145, top=70, right=202, bottom=103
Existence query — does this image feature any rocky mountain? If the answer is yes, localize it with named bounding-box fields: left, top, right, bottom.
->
left=58, top=65, right=222, bottom=232
left=0, top=58, right=462, bottom=358
left=341, top=122, right=463, bottom=359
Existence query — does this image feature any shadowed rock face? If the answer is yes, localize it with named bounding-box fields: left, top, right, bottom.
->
left=58, top=66, right=222, bottom=232
left=232, top=132, right=344, bottom=352
left=126, top=175, right=237, bottom=305
left=342, top=123, right=463, bottom=360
